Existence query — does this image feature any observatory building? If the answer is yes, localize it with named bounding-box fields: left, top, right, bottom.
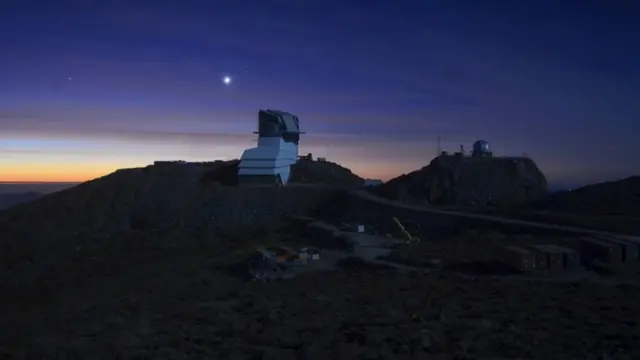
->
left=237, top=109, right=302, bottom=185
left=472, top=139, right=492, bottom=157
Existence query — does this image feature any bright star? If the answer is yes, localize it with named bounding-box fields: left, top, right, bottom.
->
left=222, top=76, right=232, bottom=85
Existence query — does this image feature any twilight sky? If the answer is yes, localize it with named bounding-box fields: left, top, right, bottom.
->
left=0, top=1, right=639, bottom=187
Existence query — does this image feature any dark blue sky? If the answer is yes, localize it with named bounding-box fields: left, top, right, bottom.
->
left=0, top=0, right=638, bottom=186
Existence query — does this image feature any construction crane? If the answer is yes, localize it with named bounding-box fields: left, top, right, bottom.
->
left=391, top=217, right=420, bottom=244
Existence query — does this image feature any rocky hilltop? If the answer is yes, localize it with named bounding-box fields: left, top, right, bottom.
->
left=374, top=154, right=548, bottom=207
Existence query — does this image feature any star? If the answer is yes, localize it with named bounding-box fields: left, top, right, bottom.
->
left=222, top=76, right=232, bottom=85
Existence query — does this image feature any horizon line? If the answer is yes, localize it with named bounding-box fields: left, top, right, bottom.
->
left=0, top=181, right=82, bottom=184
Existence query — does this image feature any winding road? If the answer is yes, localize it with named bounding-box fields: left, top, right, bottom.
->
left=352, top=189, right=640, bottom=243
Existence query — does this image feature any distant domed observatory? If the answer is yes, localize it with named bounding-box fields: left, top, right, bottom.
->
left=237, top=109, right=303, bottom=185
left=472, top=140, right=492, bottom=157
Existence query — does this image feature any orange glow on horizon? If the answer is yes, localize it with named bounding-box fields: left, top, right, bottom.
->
left=0, top=161, right=404, bottom=183
left=0, top=129, right=428, bottom=183
left=0, top=158, right=599, bottom=187
left=0, top=162, right=141, bottom=183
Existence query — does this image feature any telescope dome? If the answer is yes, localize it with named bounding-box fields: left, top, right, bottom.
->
left=472, top=140, right=491, bottom=153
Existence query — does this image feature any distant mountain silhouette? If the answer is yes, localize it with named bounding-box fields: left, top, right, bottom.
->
left=0, top=191, right=43, bottom=210
left=0, top=182, right=78, bottom=194
left=532, top=176, right=640, bottom=216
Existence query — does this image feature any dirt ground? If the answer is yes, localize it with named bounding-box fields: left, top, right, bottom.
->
left=1, top=229, right=639, bottom=359
left=384, top=229, right=575, bottom=264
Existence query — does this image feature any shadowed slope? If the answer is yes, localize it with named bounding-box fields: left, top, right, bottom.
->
left=532, top=176, right=640, bottom=216
left=0, top=191, right=43, bottom=210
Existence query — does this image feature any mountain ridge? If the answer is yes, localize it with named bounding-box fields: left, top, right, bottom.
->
left=0, top=191, right=44, bottom=210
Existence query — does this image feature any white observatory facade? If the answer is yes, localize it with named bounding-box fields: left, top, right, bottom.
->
left=237, top=109, right=302, bottom=185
